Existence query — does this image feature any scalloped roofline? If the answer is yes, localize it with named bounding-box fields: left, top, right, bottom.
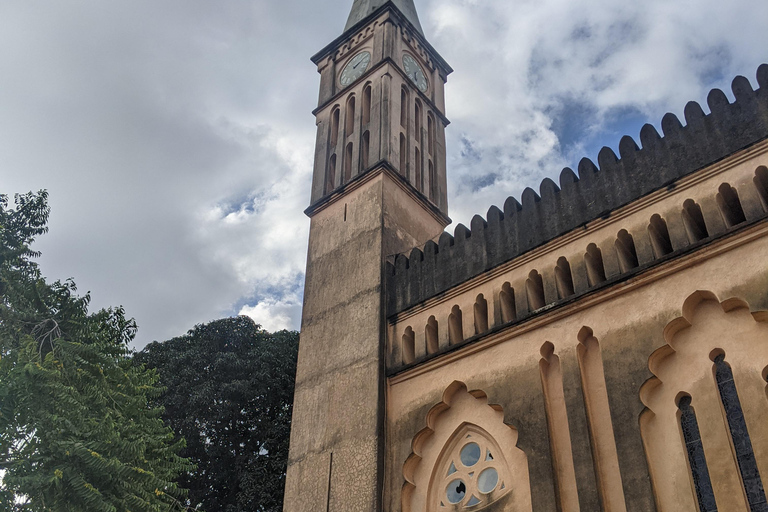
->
left=387, top=63, right=768, bottom=316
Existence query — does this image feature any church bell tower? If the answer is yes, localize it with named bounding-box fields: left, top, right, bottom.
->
left=284, top=1, right=452, bottom=510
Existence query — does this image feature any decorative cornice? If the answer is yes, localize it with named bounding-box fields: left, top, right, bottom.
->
left=304, top=160, right=452, bottom=227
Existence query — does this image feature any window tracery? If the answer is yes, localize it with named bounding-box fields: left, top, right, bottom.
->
left=434, top=426, right=508, bottom=510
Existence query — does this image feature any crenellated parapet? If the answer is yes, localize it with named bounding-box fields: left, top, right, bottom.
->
left=387, top=64, right=768, bottom=317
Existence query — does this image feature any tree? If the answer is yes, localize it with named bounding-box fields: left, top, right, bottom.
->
left=0, top=190, right=194, bottom=511
left=135, top=317, right=299, bottom=512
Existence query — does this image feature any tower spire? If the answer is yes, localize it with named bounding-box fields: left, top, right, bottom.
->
left=345, top=0, right=424, bottom=35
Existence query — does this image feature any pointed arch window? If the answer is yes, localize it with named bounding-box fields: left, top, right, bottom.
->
left=428, top=114, right=435, bottom=155
left=415, top=100, right=422, bottom=140
left=345, top=95, right=356, bottom=135
left=326, top=154, right=336, bottom=195
left=429, top=160, right=436, bottom=202
left=361, top=131, right=370, bottom=171
left=415, top=147, right=422, bottom=191
left=330, top=107, right=340, bottom=148
left=400, top=133, right=408, bottom=176
left=401, top=87, right=409, bottom=129
left=362, top=84, right=372, bottom=125
left=431, top=426, right=510, bottom=510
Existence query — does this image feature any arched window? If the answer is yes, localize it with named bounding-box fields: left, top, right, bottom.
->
left=716, top=182, right=746, bottom=228
left=361, top=131, right=370, bottom=171
left=555, top=257, right=575, bottom=299
left=415, top=100, right=422, bottom=140
left=526, top=270, right=545, bottom=311
left=428, top=160, right=436, bottom=202
left=425, top=316, right=439, bottom=355
left=326, top=154, right=336, bottom=195
left=615, top=229, right=638, bottom=273
left=584, top=243, right=607, bottom=287
left=474, top=294, right=489, bottom=334
left=414, top=147, right=422, bottom=191
left=400, top=133, right=407, bottom=176
left=499, top=283, right=516, bottom=323
left=677, top=396, right=717, bottom=512
left=362, top=85, right=372, bottom=126
left=428, top=114, right=435, bottom=155
left=330, top=108, right=340, bottom=148
left=713, top=354, right=767, bottom=509
left=402, top=327, right=415, bottom=365
left=401, top=87, right=408, bottom=129
left=449, top=305, right=463, bottom=345
left=648, top=214, right=673, bottom=258
left=755, top=166, right=768, bottom=211
left=682, top=199, right=709, bottom=243
left=403, top=382, right=532, bottom=512
left=345, top=95, right=356, bottom=135
left=344, top=142, right=353, bottom=183
left=435, top=427, right=509, bottom=509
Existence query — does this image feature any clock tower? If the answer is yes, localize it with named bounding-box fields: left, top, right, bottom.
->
left=284, top=1, right=452, bottom=510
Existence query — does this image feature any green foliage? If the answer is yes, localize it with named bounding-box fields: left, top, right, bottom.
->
left=0, top=191, right=194, bottom=511
left=135, top=317, right=299, bottom=512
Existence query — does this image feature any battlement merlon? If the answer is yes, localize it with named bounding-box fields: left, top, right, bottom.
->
left=386, top=63, right=768, bottom=317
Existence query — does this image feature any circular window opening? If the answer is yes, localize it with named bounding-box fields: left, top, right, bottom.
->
left=446, top=479, right=467, bottom=504
left=460, top=442, right=481, bottom=467
left=477, top=468, right=499, bottom=494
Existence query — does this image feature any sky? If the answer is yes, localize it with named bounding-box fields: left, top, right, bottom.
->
left=0, top=0, right=766, bottom=349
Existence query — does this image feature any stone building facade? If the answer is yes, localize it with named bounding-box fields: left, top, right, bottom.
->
left=284, top=1, right=768, bottom=511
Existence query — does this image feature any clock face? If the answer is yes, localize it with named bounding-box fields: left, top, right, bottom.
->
left=340, top=51, right=371, bottom=87
left=403, top=54, right=428, bottom=92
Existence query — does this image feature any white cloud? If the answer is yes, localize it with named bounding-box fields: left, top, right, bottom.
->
left=0, top=0, right=765, bottom=348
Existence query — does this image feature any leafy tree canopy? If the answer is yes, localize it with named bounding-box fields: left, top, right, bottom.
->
left=0, top=191, right=194, bottom=511
left=135, top=317, right=299, bottom=512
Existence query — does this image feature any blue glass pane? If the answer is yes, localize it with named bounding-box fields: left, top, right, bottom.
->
left=446, top=479, right=466, bottom=504
left=460, top=442, right=481, bottom=467
left=478, top=468, right=499, bottom=493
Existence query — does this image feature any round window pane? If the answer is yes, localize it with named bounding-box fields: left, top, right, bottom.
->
left=478, top=468, right=499, bottom=494
left=446, top=479, right=467, bottom=504
left=460, top=442, right=481, bottom=467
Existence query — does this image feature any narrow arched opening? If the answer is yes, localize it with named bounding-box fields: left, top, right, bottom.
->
left=344, top=142, right=353, bottom=183
left=400, top=87, right=408, bottom=129
left=428, top=114, right=435, bottom=155
left=615, top=229, right=639, bottom=273
left=499, top=282, right=516, bottom=323
left=428, top=160, right=436, bottom=202
left=648, top=214, right=673, bottom=258
left=325, top=154, right=336, bottom=195
left=400, top=133, right=407, bottom=176
left=425, top=316, right=438, bottom=354
left=362, top=85, right=372, bottom=126
left=361, top=131, right=370, bottom=171
left=414, top=147, right=422, bottom=191
left=584, top=243, right=607, bottom=287
left=448, top=305, right=463, bottom=345
left=402, top=327, right=415, bottom=365
left=755, top=166, right=768, bottom=211
left=555, top=257, right=575, bottom=299
left=682, top=199, right=708, bottom=242
left=414, top=100, right=422, bottom=140
left=526, top=270, right=545, bottom=311
left=345, top=95, right=356, bottom=135
left=330, top=107, right=340, bottom=148
left=716, top=182, right=746, bottom=228
left=474, top=294, right=489, bottom=335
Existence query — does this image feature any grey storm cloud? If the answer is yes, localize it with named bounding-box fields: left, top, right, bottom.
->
left=0, top=0, right=766, bottom=348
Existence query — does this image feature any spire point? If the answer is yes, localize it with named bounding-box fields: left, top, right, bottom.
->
left=346, top=0, right=424, bottom=36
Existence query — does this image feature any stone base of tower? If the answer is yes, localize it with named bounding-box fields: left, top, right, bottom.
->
left=284, top=166, right=448, bottom=512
